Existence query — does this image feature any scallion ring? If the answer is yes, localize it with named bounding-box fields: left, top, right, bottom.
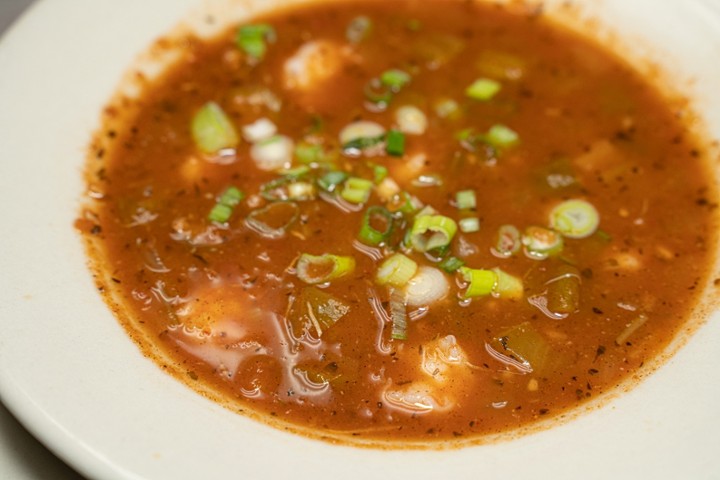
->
left=358, top=206, right=394, bottom=246
left=549, top=199, right=600, bottom=239
left=410, top=214, right=458, bottom=252
left=296, top=253, right=356, bottom=284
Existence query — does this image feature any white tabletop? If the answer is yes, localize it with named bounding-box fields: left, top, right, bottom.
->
left=0, top=2, right=85, bottom=478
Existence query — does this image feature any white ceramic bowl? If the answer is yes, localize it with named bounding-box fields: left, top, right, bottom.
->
left=1, top=1, right=719, bottom=478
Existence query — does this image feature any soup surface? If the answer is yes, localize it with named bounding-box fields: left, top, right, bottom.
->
left=79, top=0, right=718, bottom=444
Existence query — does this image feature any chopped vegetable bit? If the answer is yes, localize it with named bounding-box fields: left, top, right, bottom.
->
left=410, top=214, right=458, bottom=252
left=390, top=289, right=408, bottom=340
left=386, top=130, right=406, bottom=156
left=395, top=105, right=428, bottom=135
left=545, top=264, right=581, bottom=314
left=459, top=217, right=480, bottom=233
left=377, top=253, right=418, bottom=287
left=459, top=267, right=497, bottom=298
left=296, top=253, right=356, bottom=284
left=217, top=186, right=244, bottom=207
left=439, top=256, right=465, bottom=273
left=493, top=224, right=521, bottom=257
left=485, top=124, right=519, bottom=149
left=492, top=268, right=523, bottom=299
left=250, top=135, right=294, bottom=171
left=455, top=190, right=477, bottom=210
left=286, top=287, right=350, bottom=338
left=466, top=78, right=502, bottom=101
left=236, top=24, right=276, bottom=60
left=459, top=266, right=523, bottom=299
left=364, top=78, right=394, bottom=107
left=191, top=102, right=239, bottom=154
left=493, top=322, right=556, bottom=374
left=550, top=199, right=600, bottom=239
left=381, top=69, right=412, bottom=90
left=340, top=121, right=386, bottom=155
left=359, top=206, right=394, bottom=245
left=208, top=186, right=244, bottom=223
left=405, top=266, right=449, bottom=307
left=242, top=118, right=277, bottom=143
left=208, top=204, right=233, bottom=224
left=295, top=142, right=327, bottom=164
left=372, top=164, right=389, bottom=184
left=387, top=191, right=420, bottom=215
left=341, top=177, right=374, bottom=204
left=434, top=98, right=461, bottom=120
left=317, top=171, right=348, bottom=192
left=523, top=226, right=564, bottom=260
left=287, top=181, right=315, bottom=201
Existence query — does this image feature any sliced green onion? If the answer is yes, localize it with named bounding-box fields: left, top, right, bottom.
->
left=296, top=253, right=356, bottom=284
left=455, top=189, right=477, bottom=210
left=295, top=143, right=325, bottom=164
left=343, top=135, right=385, bottom=155
left=364, top=78, right=394, bottom=107
left=317, top=171, right=348, bottom=192
left=389, top=289, right=408, bottom=340
left=208, top=204, right=233, bottom=224
left=242, top=117, right=276, bottom=143
left=287, top=182, right=315, bottom=201
left=191, top=102, right=239, bottom=154
left=485, top=124, right=519, bottom=149
left=492, top=268, right=523, bottom=299
left=376, top=177, right=400, bottom=201
left=260, top=177, right=292, bottom=201
left=341, top=177, right=374, bottom=204
left=466, top=78, right=502, bottom=101
left=549, top=199, right=600, bottom=239
left=386, top=130, right=406, bottom=156
left=346, top=15, right=373, bottom=44
left=459, top=267, right=497, bottom=298
left=340, top=120, right=386, bottom=144
left=439, top=256, right=465, bottom=273
left=208, top=186, right=244, bottom=223
left=376, top=253, right=418, bottom=287
left=372, top=164, right=389, bottom=184
left=236, top=24, right=276, bottom=60
left=395, top=105, right=428, bottom=135
left=359, top=206, right=393, bottom=245
left=523, top=226, right=564, bottom=260
left=218, top=186, right=244, bottom=207
left=410, top=214, right=458, bottom=252
left=494, top=224, right=521, bottom=257
left=459, top=217, right=480, bottom=233
left=434, top=98, right=461, bottom=120
left=381, top=69, right=411, bottom=90
left=280, top=165, right=311, bottom=179
left=250, top=134, right=294, bottom=171
left=387, top=191, right=419, bottom=215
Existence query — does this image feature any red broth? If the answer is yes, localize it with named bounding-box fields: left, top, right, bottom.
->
left=78, top=0, right=719, bottom=444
